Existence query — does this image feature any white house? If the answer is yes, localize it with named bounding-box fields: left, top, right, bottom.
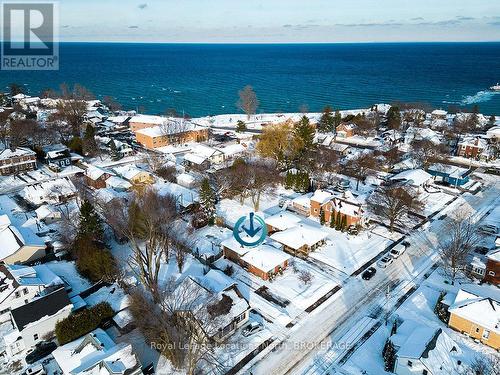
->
left=0, top=264, right=64, bottom=322
left=22, top=178, right=77, bottom=206
left=4, top=287, right=72, bottom=357
left=390, top=320, right=462, bottom=375
left=390, top=169, right=433, bottom=189
left=51, top=328, right=142, bottom=375
left=0, top=214, right=46, bottom=264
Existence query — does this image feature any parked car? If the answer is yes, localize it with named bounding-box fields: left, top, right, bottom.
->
left=361, top=267, right=377, bottom=280
left=25, top=341, right=57, bottom=364
left=389, top=244, right=406, bottom=259
left=25, top=364, right=46, bottom=375
left=242, top=322, right=263, bottom=337
left=377, top=255, right=393, bottom=268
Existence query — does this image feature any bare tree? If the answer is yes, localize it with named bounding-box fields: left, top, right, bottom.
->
left=49, top=84, right=93, bottom=136
left=102, top=188, right=181, bottom=302
left=463, top=354, right=500, bottom=375
left=344, top=154, right=378, bottom=190
left=368, top=185, right=423, bottom=233
left=438, top=213, right=482, bottom=285
left=298, top=270, right=313, bottom=285
left=237, top=85, right=259, bottom=120
left=146, top=153, right=176, bottom=182
left=410, top=139, right=449, bottom=168
left=0, top=110, right=12, bottom=147
left=102, top=95, right=122, bottom=112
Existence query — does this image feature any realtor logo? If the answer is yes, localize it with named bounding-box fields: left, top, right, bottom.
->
left=233, top=212, right=267, bottom=248
left=1, top=1, right=59, bottom=70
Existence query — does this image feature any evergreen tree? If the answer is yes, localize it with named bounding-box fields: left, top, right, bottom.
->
left=109, top=140, right=122, bottom=161
left=330, top=210, right=336, bottom=228
left=341, top=214, right=348, bottom=232
left=334, top=110, right=342, bottom=129
left=335, top=211, right=342, bottom=230
left=387, top=106, right=402, bottom=132
left=285, top=171, right=293, bottom=189
left=236, top=120, right=247, bottom=133
left=294, top=115, right=315, bottom=152
left=78, top=199, right=104, bottom=241
left=82, top=125, right=99, bottom=157
left=319, top=207, right=326, bottom=225
left=318, top=106, right=334, bottom=133
left=391, top=319, right=398, bottom=335
left=382, top=339, right=397, bottom=372
left=199, top=178, right=216, bottom=225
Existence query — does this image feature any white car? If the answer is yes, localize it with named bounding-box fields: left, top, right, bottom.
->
left=377, top=255, right=393, bottom=268
left=242, top=322, right=263, bottom=337
left=389, top=244, right=406, bottom=259
left=25, top=364, right=46, bottom=375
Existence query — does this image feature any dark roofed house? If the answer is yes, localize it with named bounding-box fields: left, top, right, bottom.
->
left=4, top=287, right=72, bottom=357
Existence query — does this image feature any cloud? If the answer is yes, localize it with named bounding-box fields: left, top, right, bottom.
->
left=335, top=22, right=403, bottom=27
left=129, top=25, right=139, bottom=29
left=138, top=3, right=147, bottom=10
left=411, top=17, right=424, bottom=21
left=489, top=21, right=500, bottom=26
left=455, top=16, right=474, bottom=21
left=282, top=24, right=292, bottom=28
left=416, top=19, right=462, bottom=26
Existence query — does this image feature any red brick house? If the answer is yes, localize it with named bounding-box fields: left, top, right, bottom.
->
left=336, top=123, right=357, bottom=138
left=0, top=148, right=37, bottom=176
left=484, top=250, right=500, bottom=285
left=310, top=189, right=364, bottom=227
left=457, top=136, right=487, bottom=159
left=85, top=166, right=114, bottom=189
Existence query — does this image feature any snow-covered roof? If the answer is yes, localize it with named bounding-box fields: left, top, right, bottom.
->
left=221, top=236, right=253, bottom=257
left=105, top=176, right=132, bottom=190
left=22, top=178, right=77, bottom=205
left=129, top=114, right=165, bottom=125
left=86, top=165, right=113, bottom=180
left=156, top=181, right=199, bottom=208
left=270, top=224, right=327, bottom=250
left=486, top=125, right=500, bottom=139
left=427, top=163, right=470, bottom=178
left=449, top=289, right=500, bottom=334
left=0, top=147, right=35, bottom=161
left=311, top=190, right=334, bottom=205
left=52, top=328, right=141, bottom=375
left=265, top=211, right=302, bottom=231
left=6, top=264, right=63, bottom=288
left=241, top=245, right=290, bottom=273
left=113, top=164, right=146, bottom=180
left=390, top=169, right=432, bottom=187
left=431, top=109, right=448, bottom=116
left=176, top=172, right=196, bottom=186
left=0, top=214, right=44, bottom=260
left=184, top=152, right=207, bottom=165
left=217, top=143, right=246, bottom=156
left=292, top=193, right=313, bottom=208
left=134, top=120, right=205, bottom=137
left=392, top=320, right=462, bottom=374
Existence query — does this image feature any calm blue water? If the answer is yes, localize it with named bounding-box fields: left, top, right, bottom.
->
left=1, top=43, right=500, bottom=116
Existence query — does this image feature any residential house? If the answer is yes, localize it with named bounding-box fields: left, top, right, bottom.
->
left=448, top=288, right=499, bottom=350
left=431, top=109, right=448, bottom=120
left=0, top=214, right=46, bottom=264
left=390, top=169, right=433, bottom=191
left=0, top=147, right=37, bottom=176
left=0, top=264, right=64, bottom=322
left=85, top=166, right=114, bottom=189
left=336, top=123, right=357, bottom=138
left=156, top=181, right=199, bottom=209
left=128, top=114, right=166, bottom=132
left=4, top=287, right=72, bottom=357
left=42, top=144, right=72, bottom=170
left=51, top=328, right=143, bottom=375
left=21, top=178, right=77, bottom=206
left=390, top=319, right=462, bottom=375
left=270, top=224, right=327, bottom=255
left=457, top=136, right=487, bottom=159
left=329, top=142, right=350, bottom=156
left=265, top=211, right=302, bottom=234
left=486, top=125, right=500, bottom=140
left=310, top=189, right=364, bottom=227
left=176, top=172, right=197, bottom=189
left=183, top=144, right=224, bottom=170
left=35, top=205, right=62, bottom=224
left=134, top=120, right=209, bottom=149
left=484, top=249, right=500, bottom=285
left=221, top=237, right=290, bottom=280
left=169, top=275, right=250, bottom=343
left=427, top=164, right=471, bottom=187
left=217, top=143, right=247, bottom=163
left=289, top=193, right=313, bottom=217
left=105, top=176, right=132, bottom=192
left=113, top=165, right=155, bottom=186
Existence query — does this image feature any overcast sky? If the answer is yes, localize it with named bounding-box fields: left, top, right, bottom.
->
left=59, top=0, right=500, bottom=42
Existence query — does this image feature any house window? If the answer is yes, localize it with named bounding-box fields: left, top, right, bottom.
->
left=23, top=288, right=28, bottom=295
left=488, top=271, right=495, bottom=276
left=407, top=361, right=413, bottom=367
left=482, top=330, right=490, bottom=340
left=475, top=327, right=480, bottom=333
left=15, top=291, right=20, bottom=298
left=423, top=370, right=428, bottom=375
left=0, top=308, right=10, bottom=315
left=33, top=334, right=38, bottom=341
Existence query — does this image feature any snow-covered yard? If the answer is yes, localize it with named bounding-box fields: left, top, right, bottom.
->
left=310, top=228, right=394, bottom=275
left=45, top=260, right=92, bottom=297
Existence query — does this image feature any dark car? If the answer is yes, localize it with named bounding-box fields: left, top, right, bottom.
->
left=362, top=267, right=377, bottom=280
left=26, top=341, right=57, bottom=364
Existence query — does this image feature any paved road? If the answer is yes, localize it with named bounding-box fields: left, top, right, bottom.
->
left=241, top=179, right=500, bottom=375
